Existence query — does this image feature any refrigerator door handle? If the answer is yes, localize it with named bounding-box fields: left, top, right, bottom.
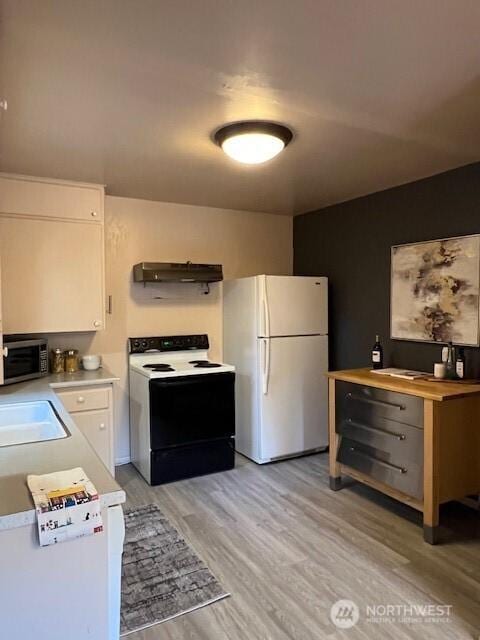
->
left=262, top=338, right=271, bottom=395
left=262, top=276, right=271, bottom=338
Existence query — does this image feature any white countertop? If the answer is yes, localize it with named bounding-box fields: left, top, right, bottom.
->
left=0, top=368, right=125, bottom=531
left=48, top=367, right=120, bottom=388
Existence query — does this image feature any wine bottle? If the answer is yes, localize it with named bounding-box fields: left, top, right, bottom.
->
left=445, top=342, right=457, bottom=380
left=371, top=335, right=383, bottom=370
left=456, top=348, right=465, bottom=380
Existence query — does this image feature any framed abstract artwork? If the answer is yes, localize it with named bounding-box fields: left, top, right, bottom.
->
left=391, top=234, right=480, bottom=345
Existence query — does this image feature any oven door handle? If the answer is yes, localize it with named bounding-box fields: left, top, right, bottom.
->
left=151, top=375, right=232, bottom=388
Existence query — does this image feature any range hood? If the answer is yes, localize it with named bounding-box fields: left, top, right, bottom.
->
left=133, top=262, right=223, bottom=283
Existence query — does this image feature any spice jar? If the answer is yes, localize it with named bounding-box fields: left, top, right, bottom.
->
left=50, top=348, right=65, bottom=374
left=64, top=349, right=79, bottom=373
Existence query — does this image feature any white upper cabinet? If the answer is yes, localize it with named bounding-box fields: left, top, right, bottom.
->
left=0, top=174, right=104, bottom=222
left=0, top=175, right=105, bottom=334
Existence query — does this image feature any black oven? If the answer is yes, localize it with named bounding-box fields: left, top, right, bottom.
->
left=2, top=339, right=48, bottom=385
left=148, top=372, right=235, bottom=484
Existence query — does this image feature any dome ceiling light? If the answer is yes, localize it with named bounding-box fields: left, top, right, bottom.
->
left=214, top=121, right=293, bottom=165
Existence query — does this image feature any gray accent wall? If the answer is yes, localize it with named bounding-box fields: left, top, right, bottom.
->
left=293, top=162, right=480, bottom=377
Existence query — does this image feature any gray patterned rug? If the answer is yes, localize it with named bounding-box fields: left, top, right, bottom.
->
left=120, top=503, right=229, bottom=636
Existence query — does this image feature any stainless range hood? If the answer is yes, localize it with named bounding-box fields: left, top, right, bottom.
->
left=133, top=262, right=223, bottom=283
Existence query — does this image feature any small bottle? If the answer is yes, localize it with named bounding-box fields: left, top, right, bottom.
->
left=456, top=348, right=465, bottom=380
left=441, top=345, right=449, bottom=363
left=445, top=342, right=456, bottom=380
left=371, top=335, right=383, bottom=370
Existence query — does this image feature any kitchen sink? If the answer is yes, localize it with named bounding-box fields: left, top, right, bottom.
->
left=0, top=401, right=68, bottom=447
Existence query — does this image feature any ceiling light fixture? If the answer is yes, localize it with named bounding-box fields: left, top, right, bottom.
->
left=214, top=121, right=293, bottom=165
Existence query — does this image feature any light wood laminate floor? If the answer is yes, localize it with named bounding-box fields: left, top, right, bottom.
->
left=116, top=453, right=480, bottom=639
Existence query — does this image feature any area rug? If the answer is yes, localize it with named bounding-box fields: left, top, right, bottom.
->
left=120, top=503, right=229, bottom=636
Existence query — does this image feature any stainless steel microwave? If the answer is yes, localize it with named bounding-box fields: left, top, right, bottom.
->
left=2, top=339, right=48, bottom=385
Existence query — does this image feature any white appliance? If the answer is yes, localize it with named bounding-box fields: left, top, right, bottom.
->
left=129, top=335, right=235, bottom=485
left=223, top=275, right=328, bottom=463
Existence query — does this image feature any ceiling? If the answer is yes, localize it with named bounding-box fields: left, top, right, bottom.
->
left=1, top=1, right=479, bottom=216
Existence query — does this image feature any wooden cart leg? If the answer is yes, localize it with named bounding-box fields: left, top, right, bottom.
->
left=328, top=378, right=342, bottom=491
left=423, top=399, right=440, bottom=545
left=423, top=523, right=439, bottom=545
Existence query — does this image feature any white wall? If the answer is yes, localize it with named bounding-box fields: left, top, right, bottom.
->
left=47, top=196, right=293, bottom=464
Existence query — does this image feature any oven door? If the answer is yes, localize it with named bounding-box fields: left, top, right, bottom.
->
left=149, top=372, right=235, bottom=449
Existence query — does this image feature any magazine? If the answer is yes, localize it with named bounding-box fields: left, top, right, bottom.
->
left=27, top=467, right=103, bottom=546
left=371, top=368, right=429, bottom=380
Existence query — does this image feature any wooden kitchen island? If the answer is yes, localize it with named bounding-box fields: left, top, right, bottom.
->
left=327, top=368, right=480, bottom=544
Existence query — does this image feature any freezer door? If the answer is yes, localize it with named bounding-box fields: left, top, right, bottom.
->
left=258, top=275, right=328, bottom=337
left=259, top=334, right=328, bottom=461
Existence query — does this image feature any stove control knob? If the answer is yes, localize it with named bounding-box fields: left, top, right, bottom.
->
left=132, top=340, right=140, bottom=351
left=141, top=340, right=148, bottom=349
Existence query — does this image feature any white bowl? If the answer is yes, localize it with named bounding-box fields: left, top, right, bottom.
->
left=82, top=355, right=101, bottom=371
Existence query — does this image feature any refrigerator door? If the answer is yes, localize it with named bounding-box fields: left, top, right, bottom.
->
left=258, top=275, right=328, bottom=338
left=258, top=334, right=328, bottom=461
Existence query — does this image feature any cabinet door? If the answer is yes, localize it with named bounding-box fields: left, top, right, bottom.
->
left=0, top=175, right=104, bottom=222
left=72, top=409, right=113, bottom=473
left=0, top=216, right=105, bottom=333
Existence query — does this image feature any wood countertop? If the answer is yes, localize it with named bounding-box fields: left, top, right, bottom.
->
left=326, top=368, right=480, bottom=401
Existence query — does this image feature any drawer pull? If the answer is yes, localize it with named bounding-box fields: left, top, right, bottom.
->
left=349, top=447, right=407, bottom=474
left=346, top=392, right=405, bottom=411
left=347, top=418, right=406, bottom=441
left=77, top=396, right=85, bottom=404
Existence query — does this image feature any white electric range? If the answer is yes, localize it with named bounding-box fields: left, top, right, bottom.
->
left=128, top=334, right=235, bottom=485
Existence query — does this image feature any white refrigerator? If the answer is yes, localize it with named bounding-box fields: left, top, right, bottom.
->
left=223, top=275, right=328, bottom=464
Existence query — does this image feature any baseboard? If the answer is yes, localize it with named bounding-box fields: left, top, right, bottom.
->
left=115, top=456, right=131, bottom=466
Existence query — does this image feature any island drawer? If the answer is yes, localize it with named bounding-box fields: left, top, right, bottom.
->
left=56, top=385, right=109, bottom=413
left=337, top=413, right=423, bottom=465
left=337, top=436, right=423, bottom=499
left=336, top=380, right=424, bottom=429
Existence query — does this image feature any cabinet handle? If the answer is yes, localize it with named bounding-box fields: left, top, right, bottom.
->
left=91, top=211, right=98, bottom=217
left=349, top=447, right=407, bottom=474
left=346, top=392, right=405, bottom=411
left=93, top=320, right=102, bottom=328
left=99, top=423, right=106, bottom=430
left=347, top=418, right=406, bottom=440
left=77, top=396, right=85, bottom=404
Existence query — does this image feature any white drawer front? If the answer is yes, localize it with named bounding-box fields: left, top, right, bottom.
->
left=57, top=386, right=109, bottom=413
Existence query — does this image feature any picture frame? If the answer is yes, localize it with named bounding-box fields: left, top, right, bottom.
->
left=390, top=234, right=480, bottom=346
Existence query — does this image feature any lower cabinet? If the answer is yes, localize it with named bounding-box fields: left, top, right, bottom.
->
left=56, top=384, right=115, bottom=475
